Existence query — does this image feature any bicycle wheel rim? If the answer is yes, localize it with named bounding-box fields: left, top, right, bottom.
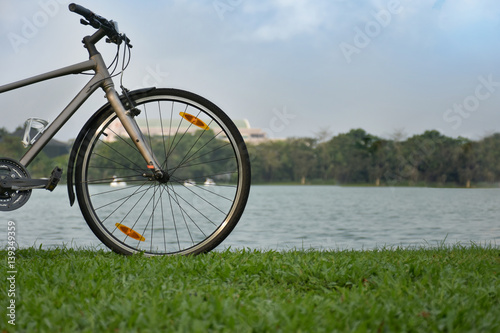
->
left=76, top=90, right=250, bottom=255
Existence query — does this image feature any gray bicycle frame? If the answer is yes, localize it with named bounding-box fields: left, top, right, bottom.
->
left=0, top=51, right=161, bottom=172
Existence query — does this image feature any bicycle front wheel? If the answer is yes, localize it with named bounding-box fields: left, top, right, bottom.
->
left=75, top=88, right=251, bottom=256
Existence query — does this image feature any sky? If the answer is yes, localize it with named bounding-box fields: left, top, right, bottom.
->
left=1, top=0, right=500, bottom=142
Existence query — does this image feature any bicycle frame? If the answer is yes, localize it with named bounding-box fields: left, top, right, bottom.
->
left=0, top=43, right=162, bottom=172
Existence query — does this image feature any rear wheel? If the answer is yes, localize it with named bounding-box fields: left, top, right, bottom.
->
left=75, top=89, right=251, bottom=256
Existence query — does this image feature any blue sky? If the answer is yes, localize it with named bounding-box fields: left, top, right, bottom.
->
left=1, top=0, right=500, bottom=141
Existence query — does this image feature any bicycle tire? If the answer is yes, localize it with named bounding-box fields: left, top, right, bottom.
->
left=75, top=88, right=251, bottom=256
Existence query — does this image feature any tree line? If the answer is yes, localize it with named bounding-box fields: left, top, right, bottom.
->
left=247, top=129, right=500, bottom=187
left=2, top=127, right=500, bottom=186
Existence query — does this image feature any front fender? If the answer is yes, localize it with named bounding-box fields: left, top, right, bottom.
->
left=66, top=87, right=156, bottom=206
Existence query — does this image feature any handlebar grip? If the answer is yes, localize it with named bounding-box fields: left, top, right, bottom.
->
left=68, top=3, right=94, bottom=20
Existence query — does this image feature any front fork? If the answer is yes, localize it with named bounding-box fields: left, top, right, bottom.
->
left=104, top=85, right=168, bottom=182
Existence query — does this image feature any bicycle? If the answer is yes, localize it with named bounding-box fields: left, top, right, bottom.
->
left=0, top=4, right=251, bottom=256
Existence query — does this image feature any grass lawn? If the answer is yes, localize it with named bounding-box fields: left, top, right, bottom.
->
left=1, top=244, right=499, bottom=332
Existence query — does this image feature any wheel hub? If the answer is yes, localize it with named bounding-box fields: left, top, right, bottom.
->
left=154, top=170, right=170, bottom=183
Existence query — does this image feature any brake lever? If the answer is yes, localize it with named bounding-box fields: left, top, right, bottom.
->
left=122, top=34, right=133, bottom=48
left=79, top=14, right=132, bottom=47
left=82, top=18, right=101, bottom=30
left=105, top=34, right=133, bottom=48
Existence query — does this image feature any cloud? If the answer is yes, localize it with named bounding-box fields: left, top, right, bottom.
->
left=436, top=1, right=500, bottom=29
left=239, top=0, right=331, bottom=42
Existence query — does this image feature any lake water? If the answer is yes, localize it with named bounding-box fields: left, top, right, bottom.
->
left=1, top=185, right=499, bottom=251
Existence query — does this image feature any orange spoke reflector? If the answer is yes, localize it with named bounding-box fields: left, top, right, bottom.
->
left=147, top=165, right=155, bottom=169
left=180, top=112, right=209, bottom=130
left=115, top=223, right=145, bottom=242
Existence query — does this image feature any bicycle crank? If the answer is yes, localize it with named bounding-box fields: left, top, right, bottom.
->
left=0, top=158, right=32, bottom=211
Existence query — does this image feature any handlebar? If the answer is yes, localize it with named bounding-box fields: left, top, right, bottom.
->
left=68, top=3, right=131, bottom=47
left=68, top=3, right=94, bottom=21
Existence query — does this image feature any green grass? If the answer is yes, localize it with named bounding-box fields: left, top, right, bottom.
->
left=1, top=244, right=499, bottom=332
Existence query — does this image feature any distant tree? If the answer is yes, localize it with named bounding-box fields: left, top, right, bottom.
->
left=457, top=139, right=476, bottom=187
left=475, top=133, right=500, bottom=183
left=368, top=139, right=391, bottom=186
left=287, top=138, right=317, bottom=184
left=0, top=127, right=27, bottom=159
left=320, top=129, right=374, bottom=183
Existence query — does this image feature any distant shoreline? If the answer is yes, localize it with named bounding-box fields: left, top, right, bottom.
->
left=251, top=181, right=500, bottom=188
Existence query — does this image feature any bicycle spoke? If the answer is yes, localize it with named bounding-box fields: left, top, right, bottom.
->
left=93, top=185, right=151, bottom=212
left=180, top=139, right=231, bottom=167
left=138, top=184, right=164, bottom=251
left=166, top=183, right=212, bottom=235
left=165, top=103, right=189, bottom=160
left=91, top=151, right=144, bottom=175
left=167, top=118, right=214, bottom=176
left=158, top=101, right=169, bottom=172
left=165, top=183, right=181, bottom=250
left=169, top=156, right=237, bottom=172
left=166, top=184, right=195, bottom=250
